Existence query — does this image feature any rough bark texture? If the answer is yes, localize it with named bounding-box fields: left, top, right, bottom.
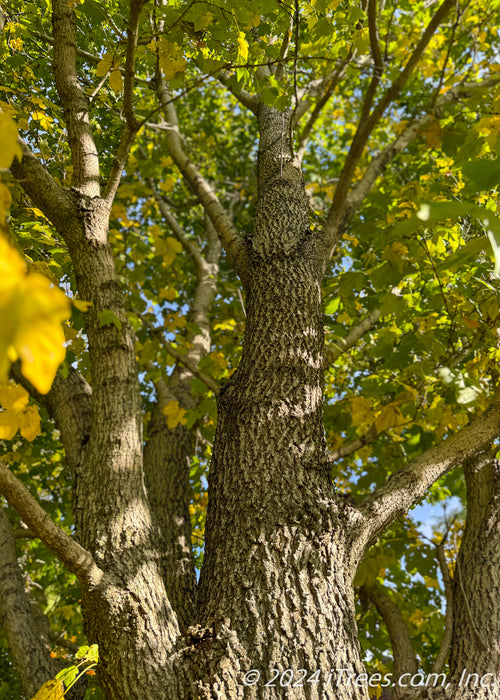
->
left=0, top=509, right=57, bottom=698
left=67, top=210, right=180, bottom=698
left=174, top=105, right=370, bottom=699
left=444, top=454, right=500, bottom=699
left=4, top=2, right=500, bottom=694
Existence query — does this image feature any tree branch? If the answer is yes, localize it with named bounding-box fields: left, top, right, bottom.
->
left=10, top=138, right=80, bottom=238
left=348, top=396, right=500, bottom=567
left=103, top=0, right=147, bottom=203
left=322, top=0, right=455, bottom=260
left=216, top=70, right=260, bottom=115
left=139, top=313, right=219, bottom=394
left=325, top=308, right=381, bottom=367
left=155, top=76, right=249, bottom=281
left=358, top=0, right=384, bottom=126
left=362, top=582, right=418, bottom=684
left=52, top=0, right=100, bottom=197
left=295, top=56, right=353, bottom=159
left=0, top=463, right=102, bottom=589
left=321, top=76, right=500, bottom=260
left=432, top=541, right=454, bottom=674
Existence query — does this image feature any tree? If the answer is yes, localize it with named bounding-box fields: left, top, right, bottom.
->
left=1, top=0, right=500, bottom=698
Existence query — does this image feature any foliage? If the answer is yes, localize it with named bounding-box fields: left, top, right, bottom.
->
left=1, top=0, right=500, bottom=696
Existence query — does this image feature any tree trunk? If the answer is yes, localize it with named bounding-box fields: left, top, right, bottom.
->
left=170, top=105, right=370, bottom=699
left=0, top=509, right=57, bottom=698
left=66, top=205, right=179, bottom=698
left=444, top=453, right=500, bottom=699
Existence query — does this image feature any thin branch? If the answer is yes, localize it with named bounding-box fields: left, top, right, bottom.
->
left=324, top=0, right=455, bottom=255
left=0, top=462, right=102, bottom=588
left=216, top=70, right=260, bottom=114
left=321, top=76, right=500, bottom=259
left=358, top=0, right=385, bottom=126
left=138, top=313, right=219, bottom=394
left=348, top=394, right=500, bottom=567
left=329, top=424, right=378, bottom=463
left=52, top=0, right=100, bottom=197
left=155, top=75, right=249, bottom=282
left=29, top=29, right=101, bottom=63
left=295, top=56, right=352, bottom=159
left=325, top=308, right=381, bottom=367
left=145, top=175, right=206, bottom=272
left=103, top=0, right=147, bottom=203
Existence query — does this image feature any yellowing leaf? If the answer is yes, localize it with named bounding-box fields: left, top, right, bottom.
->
left=0, top=383, right=29, bottom=412
left=0, top=183, right=12, bottom=224
left=0, top=236, right=70, bottom=393
left=349, top=396, right=373, bottom=427
left=0, top=410, right=20, bottom=440
left=73, top=299, right=93, bottom=312
left=109, top=69, right=123, bottom=94
left=30, top=679, right=65, bottom=700
left=159, top=287, right=177, bottom=302
left=237, top=32, right=249, bottom=63
left=159, top=178, right=175, bottom=193
left=423, top=575, right=440, bottom=589
left=163, top=236, right=183, bottom=265
left=19, top=404, right=41, bottom=441
left=162, top=400, right=188, bottom=429
left=96, top=52, right=114, bottom=77
left=0, top=112, right=21, bottom=169
left=374, top=404, right=406, bottom=433
left=156, top=39, right=186, bottom=79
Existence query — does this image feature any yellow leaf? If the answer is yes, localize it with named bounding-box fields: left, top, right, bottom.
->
left=30, top=679, right=65, bottom=700
left=157, top=39, right=186, bottom=79
left=0, top=383, right=29, bottom=412
left=19, top=405, right=41, bottom=441
left=349, top=396, right=373, bottom=427
left=374, top=404, right=405, bottom=433
left=0, top=237, right=70, bottom=393
left=159, top=288, right=177, bottom=302
left=0, top=112, right=22, bottom=169
left=159, top=178, right=175, bottom=193
left=162, top=400, right=188, bottom=429
left=73, top=298, right=93, bottom=312
left=163, top=236, right=183, bottom=265
left=237, top=32, right=249, bottom=63
left=96, top=52, right=113, bottom=77
left=0, top=410, right=21, bottom=440
left=424, top=575, right=440, bottom=589
left=0, top=183, right=12, bottom=224
left=109, top=69, right=123, bottom=94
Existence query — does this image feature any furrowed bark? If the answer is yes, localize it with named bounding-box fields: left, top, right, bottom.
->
left=46, top=2, right=182, bottom=693
left=443, top=453, right=500, bottom=699
left=180, top=105, right=370, bottom=699
left=0, top=509, right=62, bottom=698
left=52, top=0, right=100, bottom=197
left=144, top=216, right=221, bottom=628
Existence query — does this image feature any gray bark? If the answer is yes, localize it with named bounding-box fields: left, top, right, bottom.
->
left=445, top=454, right=500, bottom=699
